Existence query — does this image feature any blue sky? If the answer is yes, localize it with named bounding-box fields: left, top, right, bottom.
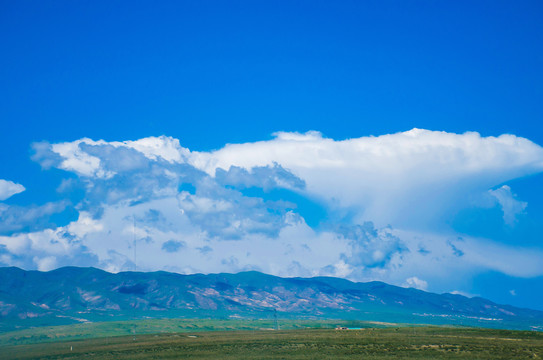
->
left=1, top=1, right=543, bottom=311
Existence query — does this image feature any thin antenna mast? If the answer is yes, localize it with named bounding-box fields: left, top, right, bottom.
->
left=132, top=215, right=137, bottom=341
left=133, top=215, right=137, bottom=271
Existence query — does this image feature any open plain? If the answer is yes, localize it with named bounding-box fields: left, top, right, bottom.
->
left=1, top=322, right=542, bottom=360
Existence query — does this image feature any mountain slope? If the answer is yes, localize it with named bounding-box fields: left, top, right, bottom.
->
left=0, top=267, right=541, bottom=331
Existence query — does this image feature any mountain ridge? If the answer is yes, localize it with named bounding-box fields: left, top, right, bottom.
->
left=0, top=266, right=541, bottom=332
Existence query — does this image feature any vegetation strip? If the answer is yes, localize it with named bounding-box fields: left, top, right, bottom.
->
left=1, top=327, right=542, bottom=360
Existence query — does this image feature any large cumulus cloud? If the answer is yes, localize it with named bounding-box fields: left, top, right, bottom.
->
left=192, top=129, right=543, bottom=228
left=2, top=129, right=543, bottom=293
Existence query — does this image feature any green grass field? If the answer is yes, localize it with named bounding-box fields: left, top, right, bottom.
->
left=1, top=327, right=542, bottom=360
left=1, top=320, right=542, bottom=359
left=0, top=318, right=392, bottom=346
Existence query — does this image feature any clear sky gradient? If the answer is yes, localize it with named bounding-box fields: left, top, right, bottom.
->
left=1, top=1, right=543, bottom=311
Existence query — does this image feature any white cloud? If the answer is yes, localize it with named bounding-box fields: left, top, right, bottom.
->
left=122, top=136, right=189, bottom=163
left=190, top=129, right=543, bottom=228
left=1, top=189, right=542, bottom=296
left=51, top=139, right=113, bottom=178
left=31, top=129, right=543, bottom=230
left=0, top=201, right=69, bottom=234
left=6, top=128, right=541, bottom=296
left=32, top=136, right=191, bottom=179
left=489, top=185, right=527, bottom=226
left=336, top=223, right=406, bottom=270
left=0, top=179, right=25, bottom=201
left=394, top=229, right=543, bottom=280
left=34, top=256, right=57, bottom=272
left=403, top=277, right=428, bottom=291
left=0, top=193, right=403, bottom=279
left=449, top=290, right=476, bottom=298
left=67, top=213, right=104, bottom=237
left=462, top=238, right=543, bottom=278
left=0, top=215, right=99, bottom=270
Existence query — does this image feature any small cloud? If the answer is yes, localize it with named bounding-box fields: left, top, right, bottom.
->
left=272, top=130, right=323, bottom=141
left=319, top=261, right=353, bottom=278
left=338, top=222, right=406, bottom=268
left=447, top=238, right=464, bottom=257
left=449, top=290, right=475, bottom=298
left=197, top=246, right=213, bottom=255
left=161, top=239, right=185, bottom=253
left=177, top=184, right=291, bottom=240
left=287, top=261, right=312, bottom=277
left=215, top=163, right=305, bottom=191
left=221, top=256, right=239, bottom=267
left=33, top=255, right=57, bottom=272
left=488, top=185, right=527, bottom=226
left=509, top=289, right=517, bottom=296
left=417, top=246, right=430, bottom=255
left=0, top=179, right=25, bottom=201
left=403, top=276, right=428, bottom=291
left=56, top=178, right=75, bottom=193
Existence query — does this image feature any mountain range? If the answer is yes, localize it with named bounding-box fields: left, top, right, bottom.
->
left=0, top=266, right=541, bottom=332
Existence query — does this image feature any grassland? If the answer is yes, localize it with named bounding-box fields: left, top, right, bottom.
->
left=1, top=320, right=542, bottom=359
left=0, top=319, right=396, bottom=346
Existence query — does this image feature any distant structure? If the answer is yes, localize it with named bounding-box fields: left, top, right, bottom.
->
left=133, top=215, right=137, bottom=271
left=132, top=215, right=137, bottom=341
left=273, top=309, right=279, bottom=330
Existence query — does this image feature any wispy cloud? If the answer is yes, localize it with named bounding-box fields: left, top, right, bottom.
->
left=489, top=185, right=528, bottom=226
